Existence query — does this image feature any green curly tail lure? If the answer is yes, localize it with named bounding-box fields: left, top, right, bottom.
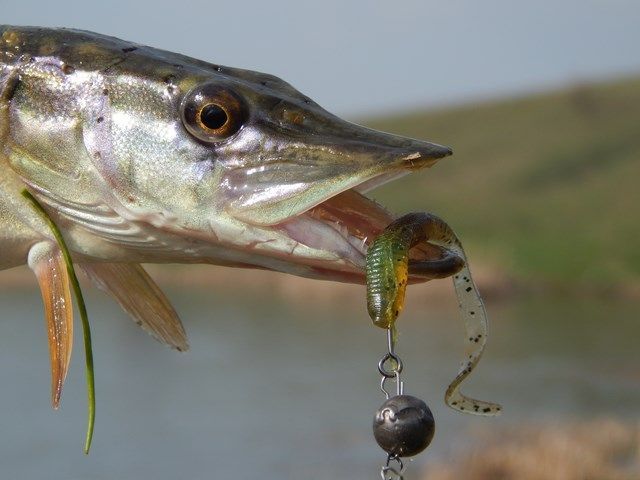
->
left=365, top=212, right=502, bottom=416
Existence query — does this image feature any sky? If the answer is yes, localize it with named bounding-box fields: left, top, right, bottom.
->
left=3, top=0, right=640, bottom=117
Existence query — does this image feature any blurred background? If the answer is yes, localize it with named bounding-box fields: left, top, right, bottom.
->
left=1, top=1, right=639, bottom=479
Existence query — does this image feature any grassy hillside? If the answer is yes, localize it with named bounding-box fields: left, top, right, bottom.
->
left=362, top=76, right=640, bottom=286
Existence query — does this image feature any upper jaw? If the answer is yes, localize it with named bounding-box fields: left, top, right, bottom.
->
left=222, top=134, right=452, bottom=229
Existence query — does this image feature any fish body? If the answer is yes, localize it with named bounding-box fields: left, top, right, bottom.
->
left=0, top=26, right=452, bottom=406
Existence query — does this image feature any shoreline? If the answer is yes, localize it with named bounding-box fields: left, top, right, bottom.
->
left=0, top=263, right=637, bottom=303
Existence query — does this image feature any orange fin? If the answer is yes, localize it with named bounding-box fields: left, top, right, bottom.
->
left=81, top=263, right=188, bottom=351
left=28, top=242, right=74, bottom=409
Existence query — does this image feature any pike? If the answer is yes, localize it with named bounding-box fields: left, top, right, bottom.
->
left=0, top=25, right=455, bottom=436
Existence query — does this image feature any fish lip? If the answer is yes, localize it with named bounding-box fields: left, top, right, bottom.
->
left=402, top=144, right=453, bottom=165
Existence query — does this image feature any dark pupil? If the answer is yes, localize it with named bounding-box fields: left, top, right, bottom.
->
left=200, top=104, right=228, bottom=130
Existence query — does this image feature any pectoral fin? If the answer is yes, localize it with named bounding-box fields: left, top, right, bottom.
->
left=28, top=241, right=74, bottom=409
left=80, top=263, right=188, bottom=351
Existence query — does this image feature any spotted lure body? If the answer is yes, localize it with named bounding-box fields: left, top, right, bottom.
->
left=366, top=213, right=502, bottom=416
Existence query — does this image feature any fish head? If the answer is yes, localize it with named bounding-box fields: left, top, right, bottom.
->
left=6, top=28, right=451, bottom=282
left=134, top=64, right=452, bottom=282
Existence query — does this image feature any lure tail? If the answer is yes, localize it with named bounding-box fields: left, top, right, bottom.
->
left=445, top=262, right=502, bottom=416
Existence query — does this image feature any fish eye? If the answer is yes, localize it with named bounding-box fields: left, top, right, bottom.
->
left=181, top=83, right=246, bottom=143
left=199, top=103, right=228, bottom=131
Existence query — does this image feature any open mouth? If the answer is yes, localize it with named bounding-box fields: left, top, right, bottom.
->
left=222, top=136, right=454, bottom=283
left=274, top=172, right=448, bottom=283
left=276, top=188, right=390, bottom=276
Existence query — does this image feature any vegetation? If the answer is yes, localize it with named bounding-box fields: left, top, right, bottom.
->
left=363, top=76, right=640, bottom=287
left=422, top=419, right=640, bottom=480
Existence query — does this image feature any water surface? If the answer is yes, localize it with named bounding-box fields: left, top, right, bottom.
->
left=0, top=281, right=637, bottom=479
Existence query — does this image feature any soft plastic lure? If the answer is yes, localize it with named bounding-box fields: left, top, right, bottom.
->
left=366, top=212, right=502, bottom=416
